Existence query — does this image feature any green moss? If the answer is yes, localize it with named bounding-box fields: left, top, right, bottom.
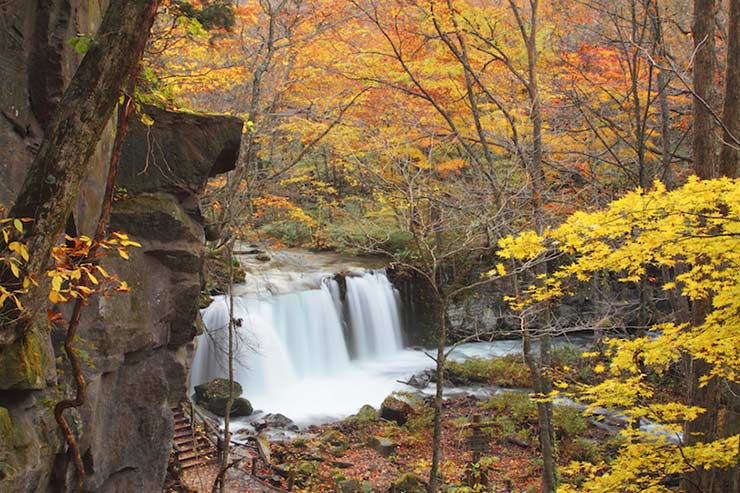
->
left=0, top=407, right=13, bottom=443
left=394, top=473, right=427, bottom=493
left=0, top=328, right=48, bottom=390
left=446, top=355, right=531, bottom=388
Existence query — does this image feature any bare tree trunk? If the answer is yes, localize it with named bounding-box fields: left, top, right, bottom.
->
left=691, top=0, right=717, bottom=180
left=513, top=0, right=556, bottom=489
left=1, top=0, right=161, bottom=346
left=719, top=0, right=740, bottom=178
left=215, top=243, right=236, bottom=493
left=429, top=297, right=447, bottom=492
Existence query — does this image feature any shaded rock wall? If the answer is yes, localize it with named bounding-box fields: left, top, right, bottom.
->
left=0, top=3, right=242, bottom=491
left=389, top=265, right=597, bottom=346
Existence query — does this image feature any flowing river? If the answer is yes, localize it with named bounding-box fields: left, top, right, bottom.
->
left=189, top=249, right=588, bottom=427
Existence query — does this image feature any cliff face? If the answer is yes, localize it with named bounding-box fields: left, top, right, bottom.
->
left=0, top=3, right=242, bottom=491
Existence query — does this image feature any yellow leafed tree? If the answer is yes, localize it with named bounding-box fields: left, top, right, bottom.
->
left=497, top=177, right=740, bottom=492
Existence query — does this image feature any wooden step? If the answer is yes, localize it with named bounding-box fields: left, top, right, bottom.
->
left=174, top=435, right=201, bottom=446
left=174, top=429, right=195, bottom=440
left=178, top=448, right=217, bottom=462
left=180, top=457, right=219, bottom=470
left=175, top=438, right=212, bottom=452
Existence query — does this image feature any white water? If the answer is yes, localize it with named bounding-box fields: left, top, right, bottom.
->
left=191, top=270, right=413, bottom=424
left=190, top=257, right=591, bottom=426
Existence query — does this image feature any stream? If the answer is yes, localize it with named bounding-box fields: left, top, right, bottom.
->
left=189, top=250, right=590, bottom=428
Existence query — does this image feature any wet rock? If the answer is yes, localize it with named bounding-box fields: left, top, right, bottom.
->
left=368, top=436, right=397, bottom=457
left=254, top=413, right=298, bottom=432
left=380, top=395, right=416, bottom=425
left=193, top=378, right=252, bottom=417
left=194, top=378, right=243, bottom=402
left=404, top=369, right=434, bottom=389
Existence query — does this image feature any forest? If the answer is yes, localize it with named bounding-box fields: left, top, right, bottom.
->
left=0, top=0, right=738, bottom=492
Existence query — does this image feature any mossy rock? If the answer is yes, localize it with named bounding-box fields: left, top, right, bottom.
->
left=194, top=378, right=243, bottom=401
left=380, top=395, right=415, bottom=425
left=394, top=473, right=427, bottom=493
left=255, top=253, right=271, bottom=262
left=202, top=396, right=252, bottom=417
left=0, top=407, right=13, bottom=449
left=204, top=250, right=247, bottom=294
left=321, top=430, right=349, bottom=456
left=0, top=328, right=49, bottom=390
left=368, top=436, right=397, bottom=457
left=194, top=378, right=252, bottom=416
left=337, top=479, right=363, bottom=493
left=293, top=460, right=319, bottom=486
left=356, top=404, right=377, bottom=424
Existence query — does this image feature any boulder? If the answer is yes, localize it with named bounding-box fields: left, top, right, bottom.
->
left=393, top=473, right=427, bottom=493
left=338, top=479, right=363, bottom=493
left=368, top=436, right=397, bottom=457
left=380, top=395, right=416, bottom=425
left=404, top=369, right=434, bottom=390
left=254, top=413, right=298, bottom=432
left=356, top=404, right=377, bottom=423
left=194, top=378, right=243, bottom=402
left=193, top=378, right=252, bottom=417
left=321, top=430, right=349, bottom=456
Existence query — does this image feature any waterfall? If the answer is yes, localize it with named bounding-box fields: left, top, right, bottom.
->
left=345, top=271, right=404, bottom=358
left=190, top=269, right=405, bottom=413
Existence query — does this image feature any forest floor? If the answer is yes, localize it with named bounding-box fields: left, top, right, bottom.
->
left=172, top=392, right=615, bottom=493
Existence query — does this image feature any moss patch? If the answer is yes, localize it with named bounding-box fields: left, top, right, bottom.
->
left=0, top=329, right=48, bottom=390
left=445, top=355, right=531, bottom=388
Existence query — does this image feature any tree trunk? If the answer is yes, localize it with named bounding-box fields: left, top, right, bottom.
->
left=215, top=243, right=235, bottom=493
left=691, top=0, right=717, bottom=180
left=429, top=298, right=447, bottom=492
left=719, top=0, right=740, bottom=178
left=1, top=0, right=161, bottom=346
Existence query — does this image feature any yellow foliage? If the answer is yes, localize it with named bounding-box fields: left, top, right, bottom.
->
left=498, top=178, right=740, bottom=490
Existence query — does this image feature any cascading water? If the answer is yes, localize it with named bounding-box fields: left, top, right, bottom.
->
left=190, top=269, right=411, bottom=424
left=345, top=272, right=404, bottom=358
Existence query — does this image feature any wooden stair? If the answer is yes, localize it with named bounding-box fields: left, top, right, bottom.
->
left=170, top=404, right=220, bottom=470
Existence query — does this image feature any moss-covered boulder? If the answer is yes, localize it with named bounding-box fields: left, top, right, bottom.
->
left=393, top=473, right=427, bottom=493
left=368, top=436, right=397, bottom=458
left=321, top=430, right=349, bottom=456
left=193, top=378, right=252, bottom=417
left=337, top=479, right=364, bottom=493
left=356, top=404, right=377, bottom=423
left=380, top=395, right=416, bottom=425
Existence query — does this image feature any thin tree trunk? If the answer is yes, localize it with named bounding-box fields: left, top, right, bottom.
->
left=215, top=243, right=236, bottom=493
left=429, top=298, right=447, bottom=492
left=1, top=0, right=161, bottom=346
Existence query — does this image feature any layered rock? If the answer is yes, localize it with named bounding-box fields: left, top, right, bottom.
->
left=0, top=3, right=243, bottom=491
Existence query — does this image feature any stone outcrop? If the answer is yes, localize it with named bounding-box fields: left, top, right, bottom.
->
left=0, top=3, right=243, bottom=491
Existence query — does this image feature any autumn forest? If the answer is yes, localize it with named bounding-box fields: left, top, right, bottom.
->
left=0, top=0, right=738, bottom=492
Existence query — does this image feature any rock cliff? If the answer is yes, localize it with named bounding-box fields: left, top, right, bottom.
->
left=0, top=2, right=242, bottom=491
